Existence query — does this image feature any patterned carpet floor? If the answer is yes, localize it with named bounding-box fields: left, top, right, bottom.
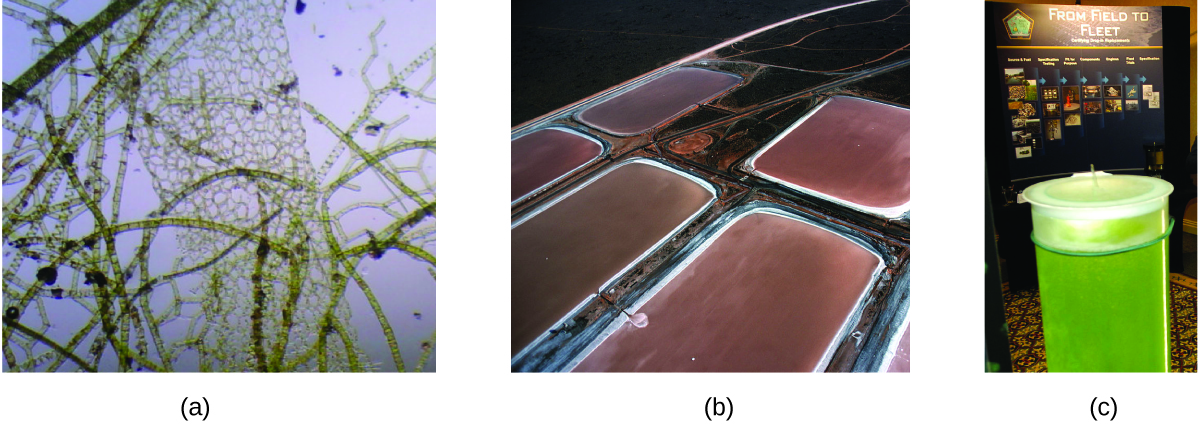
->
left=1003, top=281, right=1198, bottom=373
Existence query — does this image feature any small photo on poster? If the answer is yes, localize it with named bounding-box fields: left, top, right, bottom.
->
left=1042, top=86, right=1059, bottom=101
left=1083, top=85, right=1101, bottom=99
left=1125, top=85, right=1138, bottom=99
left=1125, top=100, right=1140, bottom=112
left=1025, top=80, right=1038, bottom=101
left=1043, top=102, right=1061, bottom=118
left=1026, top=118, right=1041, bottom=134
left=1045, top=119, right=1061, bottom=141
left=1084, top=101, right=1102, bottom=114
left=1012, top=116, right=1027, bottom=129
left=1142, top=84, right=1153, bottom=100
left=1149, top=92, right=1160, bottom=108
left=1062, top=86, right=1081, bottom=111
left=1014, top=131, right=1033, bottom=145
left=1016, top=145, right=1032, bottom=158
left=1104, top=99, right=1123, bottom=112
left=1005, top=68, right=1025, bottom=84
left=1064, top=113, right=1082, bottom=126
left=1018, top=102, right=1037, bottom=118
left=1104, top=85, right=1122, bottom=98
left=1009, top=100, right=1024, bottom=110
left=1008, top=85, right=1027, bottom=101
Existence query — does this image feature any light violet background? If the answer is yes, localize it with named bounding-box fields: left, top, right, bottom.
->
left=1, top=0, right=435, bottom=372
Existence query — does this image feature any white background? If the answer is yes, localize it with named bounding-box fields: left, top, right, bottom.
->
left=2, top=0, right=1198, bottom=423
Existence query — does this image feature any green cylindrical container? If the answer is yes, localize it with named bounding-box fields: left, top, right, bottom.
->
left=1023, top=172, right=1173, bottom=372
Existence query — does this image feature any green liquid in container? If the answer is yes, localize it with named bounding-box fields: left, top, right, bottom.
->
left=1024, top=173, right=1173, bottom=372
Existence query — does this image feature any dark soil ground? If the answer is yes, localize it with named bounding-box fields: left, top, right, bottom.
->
left=511, top=0, right=848, bottom=127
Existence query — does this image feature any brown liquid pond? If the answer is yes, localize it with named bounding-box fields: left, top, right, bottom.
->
left=573, top=211, right=882, bottom=372
left=511, top=160, right=714, bottom=355
left=751, top=96, right=909, bottom=215
left=577, top=68, right=742, bottom=135
left=511, top=128, right=604, bottom=202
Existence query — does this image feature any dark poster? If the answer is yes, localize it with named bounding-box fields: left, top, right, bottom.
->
left=991, top=3, right=1167, bottom=181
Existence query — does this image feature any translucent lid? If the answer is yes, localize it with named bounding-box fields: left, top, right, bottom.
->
left=1023, top=173, right=1174, bottom=220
